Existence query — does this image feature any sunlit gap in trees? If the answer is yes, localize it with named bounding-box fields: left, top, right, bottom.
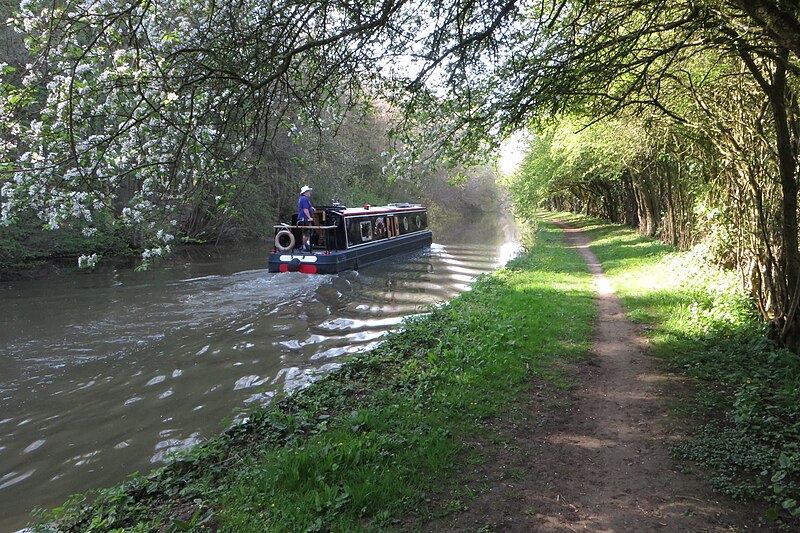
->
left=497, top=130, right=528, bottom=175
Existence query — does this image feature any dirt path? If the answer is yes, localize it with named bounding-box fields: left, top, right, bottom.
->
left=424, top=223, right=770, bottom=532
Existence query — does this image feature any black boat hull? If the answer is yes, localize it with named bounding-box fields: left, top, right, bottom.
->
left=268, top=230, right=432, bottom=274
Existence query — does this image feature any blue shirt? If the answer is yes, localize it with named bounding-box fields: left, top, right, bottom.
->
left=297, top=194, right=314, bottom=222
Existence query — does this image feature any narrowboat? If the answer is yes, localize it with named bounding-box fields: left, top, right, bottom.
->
left=268, top=203, right=432, bottom=274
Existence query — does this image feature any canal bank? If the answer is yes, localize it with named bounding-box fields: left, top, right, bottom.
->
left=1, top=213, right=518, bottom=532
left=20, top=217, right=592, bottom=531
left=25, top=216, right=798, bottom=531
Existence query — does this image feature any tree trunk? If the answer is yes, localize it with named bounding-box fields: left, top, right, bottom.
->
left=622, top=171, right=639, bottom=228
left=767, top=54, right=800, bottom=350
left=631, top=174, right=659, bottom=237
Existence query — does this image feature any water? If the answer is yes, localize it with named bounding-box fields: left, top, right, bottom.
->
left=0, top=214, right=519, bottom=531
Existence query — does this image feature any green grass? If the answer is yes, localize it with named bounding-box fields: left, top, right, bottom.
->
left=30, top=220, right=596, bottom=532
left=555, top=212, right=800, bottom=524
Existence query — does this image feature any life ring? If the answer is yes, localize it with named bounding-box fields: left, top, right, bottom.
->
left=274, top=230, right=295, bottom=252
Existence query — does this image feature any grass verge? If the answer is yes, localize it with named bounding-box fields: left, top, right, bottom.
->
left=547, top=212, right=800, bottom=525
left=29, top=220, right=596, bottom=532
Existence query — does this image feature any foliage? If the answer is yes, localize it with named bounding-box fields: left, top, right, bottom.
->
left=4, top=0, right=798, bottom=312
left=1, top=0, right=514, bottom=271
left=2, top=0, right=800, bottom=356
left=498, top=3, right=800, bottom=349
left=0, top=0, right=426, bottom=269
left=0, top=208, right=131, bottom=273
left=505, top=118, right=633, bottom=219
left=27, top=221, right=595, bottom=532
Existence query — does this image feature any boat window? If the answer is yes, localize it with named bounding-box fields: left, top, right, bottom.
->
left=402, top=217, right=409, bottom=232
left=360, top=221, right=373, bottom=241
left=347, top=220, right=360, bottom=246
left=375, top=217, right=387, bottom=239
left=415, top=215, right=421, bottom=228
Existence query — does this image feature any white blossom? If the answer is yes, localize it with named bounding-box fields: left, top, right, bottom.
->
left=78, top=253, right=100, bottom=269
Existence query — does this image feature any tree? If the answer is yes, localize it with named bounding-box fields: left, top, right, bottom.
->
left=4, top=0, right=800, bottom=348
left=1, top=0, right=418, bottom=265
left=419, top=1, right=800, bottom=350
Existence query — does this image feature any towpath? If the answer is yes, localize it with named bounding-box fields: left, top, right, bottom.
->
left=425, top=222, right=770, bottom=532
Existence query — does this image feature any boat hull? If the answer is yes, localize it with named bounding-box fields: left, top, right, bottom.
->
left=268, top=230, right=432, bottom=274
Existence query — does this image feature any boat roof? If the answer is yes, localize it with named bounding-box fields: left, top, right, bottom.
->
left=338, top=203, right=427, bottom=216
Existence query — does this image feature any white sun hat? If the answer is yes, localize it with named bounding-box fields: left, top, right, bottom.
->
left=300, top=185, right=313, bottom=194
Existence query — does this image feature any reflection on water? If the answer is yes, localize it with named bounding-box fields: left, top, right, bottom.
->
left=0, top=214, right=519, bottom=531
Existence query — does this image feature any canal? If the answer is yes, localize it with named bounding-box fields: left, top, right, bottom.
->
left=0, top=214, right=519, bottom=531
